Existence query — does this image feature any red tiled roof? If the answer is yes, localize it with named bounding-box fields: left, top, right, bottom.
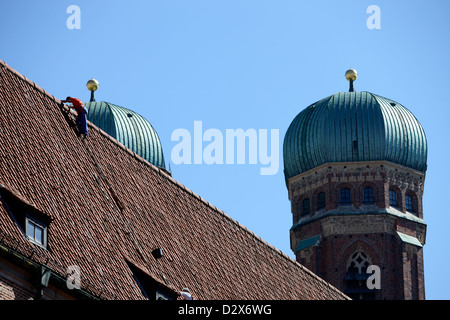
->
left=0, top=59, right=349, bottom=300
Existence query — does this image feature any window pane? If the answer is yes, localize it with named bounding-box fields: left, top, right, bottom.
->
left=318, top=192, right=325, bottom=209
left=35, top=225, right=43, bottom=244
left=406, top=195, right=413, bottom=211
left=27, top=220, right=35, bottom=239
left=26, top=218, right=46, bottom=246
left=341, top=188, right=351, bottom=204
left=389, top=190, right=397, bottom=206
left=364, top=188, right=374, bottom=203
left=302, top=198, right=310, bottom=216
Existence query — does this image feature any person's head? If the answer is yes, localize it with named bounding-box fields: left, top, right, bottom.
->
left=66, top=96, right=72, bottom=100
left=182, top=288, right=190, bottom=293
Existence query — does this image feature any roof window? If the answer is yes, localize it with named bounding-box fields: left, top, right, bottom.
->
left=25, top=216, right=48, bottom=248
left=0, top=184, right=51, bottom=249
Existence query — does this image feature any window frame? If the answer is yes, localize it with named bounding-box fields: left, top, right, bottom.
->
left=405, top=194, right=413, bottom=212
left=363, top=187, right=374, bottom=204
left=317, top=192, right=326, bottom=210
left=389, top=189, right=398, bottom=207
left=340, top=188, right=351, bottom=205
left=25, top=216, right=48, bottom=248
left=302, top=198, right=310, bottom=216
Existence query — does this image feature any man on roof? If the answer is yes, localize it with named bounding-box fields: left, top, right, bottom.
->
left=61, top=96, right=88, bottom=138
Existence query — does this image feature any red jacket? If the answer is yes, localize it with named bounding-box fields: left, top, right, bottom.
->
left=68, top=97, right=86, bottom=115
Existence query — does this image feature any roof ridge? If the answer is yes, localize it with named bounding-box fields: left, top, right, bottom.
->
left=0, top=59, right=61, bottom=105
left=0, top=60, right=169, bottom=177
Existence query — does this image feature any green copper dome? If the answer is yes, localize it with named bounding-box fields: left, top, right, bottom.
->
left=283, top=91, right=427, bottom=181
left=85, top=101, right=166, bottom=169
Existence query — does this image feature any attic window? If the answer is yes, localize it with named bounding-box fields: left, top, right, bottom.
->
left=26, top=216, right=47, bottom=247
left=0, top=184, right=51, bottom=249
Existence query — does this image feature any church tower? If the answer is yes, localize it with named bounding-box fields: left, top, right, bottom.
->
left=283, top=69, right=427, bottom=300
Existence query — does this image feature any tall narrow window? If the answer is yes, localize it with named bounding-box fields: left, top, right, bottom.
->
left=345, top=251, right=376, bottom=300
left=405, top=194, right=413, bottom=212
left=317, top=192, right=326, bottom=210
left=340, top=188, right=351, bottom=204
left=302, top=198, right=310, bottom=216
left=389, top=189, right=398, bottom=207
left=363, top=187, right=374, bottom=204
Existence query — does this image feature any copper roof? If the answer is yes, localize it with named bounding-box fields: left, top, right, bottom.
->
left=0, top=59, right=348, bottom=300
left=283, top=91, right=428, bottom=181
left=84, top=101, right=166, bottom=169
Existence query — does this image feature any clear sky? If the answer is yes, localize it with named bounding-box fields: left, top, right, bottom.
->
left=1, top=0, right=449, bottom=300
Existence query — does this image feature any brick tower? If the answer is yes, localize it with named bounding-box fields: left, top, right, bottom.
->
left=283, top=69, right=427, bottom=300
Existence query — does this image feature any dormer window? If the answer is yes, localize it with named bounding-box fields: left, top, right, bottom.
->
left=26, top=216, right=47, bottom=247
left=126, top=260, right=178, bottom=300
left=0, top=184, right=51, bottom=249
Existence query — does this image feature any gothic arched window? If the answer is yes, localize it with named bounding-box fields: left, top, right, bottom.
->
left=347, top=251, right=370, bottom=274
left=389, top=189, right=398, bottom=207
left=344, top=251, right=376, bottom=300
left=405, top=194, right=413, bottom=212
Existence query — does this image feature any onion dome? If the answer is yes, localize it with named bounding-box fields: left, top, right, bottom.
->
left=283, top=70, right=427, bottom=182
left=84, top=101, right=166, bottom=169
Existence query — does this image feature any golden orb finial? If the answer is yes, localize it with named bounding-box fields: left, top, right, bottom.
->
left=86, top=78, right=99, bottom=92
left=345, top=68, right=357, bottom=92
left=345, top=68, right=358, bottom=82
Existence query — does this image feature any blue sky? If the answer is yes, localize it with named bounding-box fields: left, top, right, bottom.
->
left=1, top=0, right=449, bottom=300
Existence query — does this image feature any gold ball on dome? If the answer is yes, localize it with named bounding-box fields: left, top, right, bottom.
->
left=86, top=78, right=99, bottom=92
left=345, top=68, right=358, bottom=81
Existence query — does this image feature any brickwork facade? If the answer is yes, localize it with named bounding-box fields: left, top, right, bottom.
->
left=0, top=273, right=35, bottom=300
left=289, top=161, right=426, bottom=300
